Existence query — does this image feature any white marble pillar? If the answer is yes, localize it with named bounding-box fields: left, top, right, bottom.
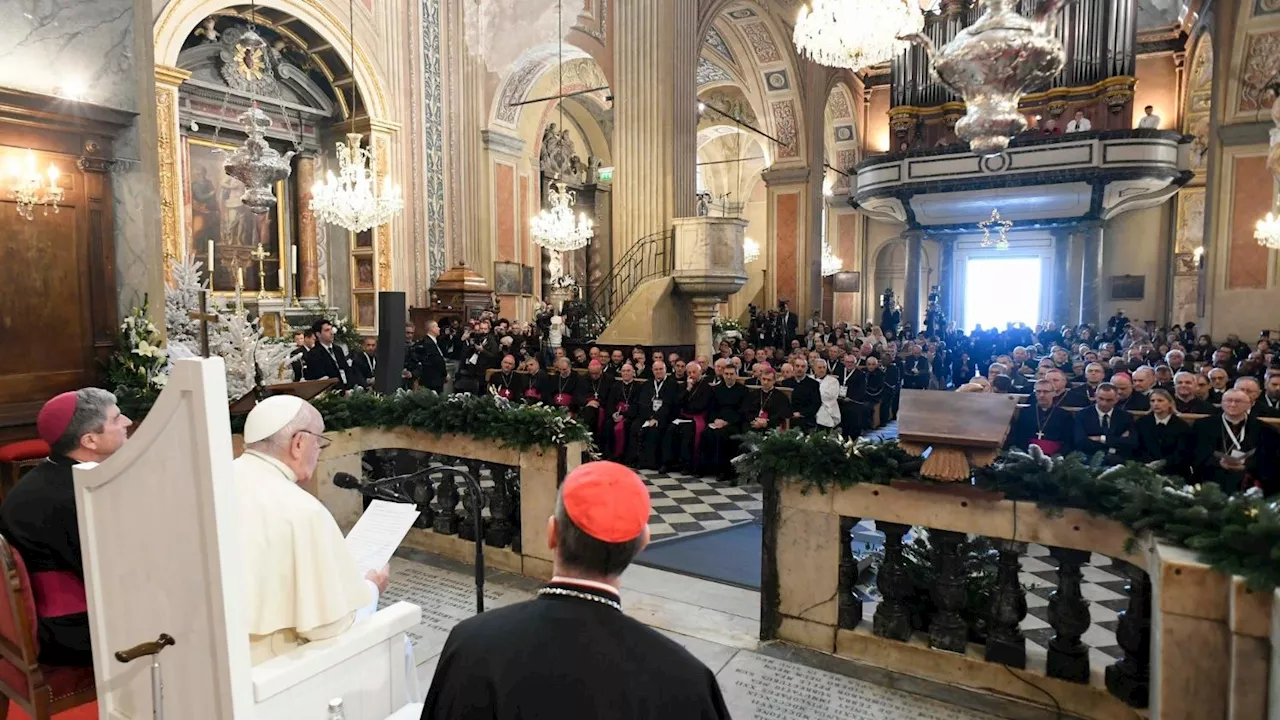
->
left=612, top=0, right=698, bottom=255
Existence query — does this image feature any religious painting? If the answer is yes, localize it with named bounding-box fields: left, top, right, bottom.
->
left=493, top=261, right=521, bottom=294
left=521, top=265, right=535, bottom=295
left=354, top=228, right=373, bottom=248
left=832, top=271, right=861, bottom=293
left=354, top=256, right=375, bottom=290
left=184, top=137, right=286, bottom=295
left=354, top=293, right=375, bottom=329
left=1109, top=275, right=1145, bottom=301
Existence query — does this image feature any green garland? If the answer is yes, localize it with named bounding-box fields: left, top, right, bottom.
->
left=737, top=432, right=1280, bottom=590
left=110, top=387, right=594, bottom=452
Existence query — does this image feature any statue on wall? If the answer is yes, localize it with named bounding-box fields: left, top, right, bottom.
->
left=539, top=122, right=577, bottom=178
left=880, top=288, right=901, bottom=335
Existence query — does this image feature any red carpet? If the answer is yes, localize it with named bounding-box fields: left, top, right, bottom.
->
left=11, top=701, right=97, bottom=719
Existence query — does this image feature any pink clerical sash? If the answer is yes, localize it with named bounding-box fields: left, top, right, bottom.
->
left=524, top=388, right=541, bottom=402
left=1029, top=438, right=1063, bottom=456
left=682, top=411, right=708, bottom=454
left=554, top=393, right=573, bottom=407
left=30, top=570, right=88, bottom=618
left=612, top=402, right=630, bottom=456
left=497, top=387, right=511, bottom=400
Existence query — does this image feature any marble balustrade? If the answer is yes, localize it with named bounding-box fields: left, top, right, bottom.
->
left=761, top=478, right=1278, bottom=720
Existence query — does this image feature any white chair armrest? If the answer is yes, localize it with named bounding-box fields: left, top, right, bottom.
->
left=251, top=601, right=421, bottom=702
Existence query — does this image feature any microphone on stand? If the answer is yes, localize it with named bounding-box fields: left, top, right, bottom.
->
left=333, top=471, right=361, bottom=490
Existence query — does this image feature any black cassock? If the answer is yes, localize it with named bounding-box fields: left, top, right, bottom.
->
left=574, top=374, right=614, bottom=448
left=488, top=370, right=528, bottom=402
left=604, top=380, right=642, bottom=461
left=421, top=582, right=730, bottom=720
left=665, top=379, right=713, bottom=472
left=546, top=372, right=580, bottom=412
left=0, top=456, right=92, bottom=666
left=1192, top=414, right=1280, bottom=495
left=836, top=370, right=867, bottom=439
left=1008, top=404, right=1074, bottom=455
left=703, top=382, right=747, bottom=479
left=789, top=377, right=821, bottom=430
left=742, top=387, right=791, bottom=431
left=632, top=377, right=681, bottom=469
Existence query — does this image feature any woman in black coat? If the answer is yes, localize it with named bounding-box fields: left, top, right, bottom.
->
left=1133, top=388, right=1194, bottom=478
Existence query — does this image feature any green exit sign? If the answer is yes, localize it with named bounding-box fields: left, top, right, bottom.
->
left=597, top=166, right=614, bottom=182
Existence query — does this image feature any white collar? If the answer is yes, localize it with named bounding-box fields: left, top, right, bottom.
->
left=241, top=450, right=298, bottom=483
left=1154, top=414, right=1171, bottom=426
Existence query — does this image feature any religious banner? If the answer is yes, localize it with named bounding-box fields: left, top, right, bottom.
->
left=184, top=137, right=287, bottom=295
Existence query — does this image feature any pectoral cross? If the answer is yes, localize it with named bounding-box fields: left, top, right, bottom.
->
left=1036, top=431, right=1045, bottom=439
left=250, top=242, right=269, bottom=300
left=188, top=289, right=220, bottom=357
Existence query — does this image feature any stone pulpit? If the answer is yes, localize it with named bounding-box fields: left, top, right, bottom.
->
left=671, top=217, right=749, bottom=358
left=73, top=359, right=421, bottom=719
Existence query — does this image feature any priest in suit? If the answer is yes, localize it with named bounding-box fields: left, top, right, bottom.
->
left=419, top=321, right=448, bottom=393
left=304, top=319, right=354, bottom=390
left=421, top=462, right=731, bottom=719
left=1008, top=380, right=1074, bottom=455
left=1193, top=389, right=1279, bottom=495
left=632, top=361, right=680, bottom=470
left=0, top=389, right=132, bottom=667
left=742, top=365, right=791, bottom=431
left=1074, top=383, right=1136, bottom=462
left=702, top=365, right=748, bottom=482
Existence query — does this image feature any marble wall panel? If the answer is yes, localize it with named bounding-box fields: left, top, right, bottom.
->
left=1227, top=155, right=1272, bottom=290
left=775, top=192, right=799, bottom=305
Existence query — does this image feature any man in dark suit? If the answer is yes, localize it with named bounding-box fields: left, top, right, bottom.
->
left=1073, top=383, right=1136, bottom=462
left=778, top=301, right=798, bottom=346
left=304, top=319, right=354, bottom=390
left=1061, top=362, right=1106, bottom=408
left=421, top=462, right=730, bottom=719
left=419, top=320, right=448, bottom=393
left=351, top=336, right=378, bottom=390
left=290, top=329, right=314, bottom=382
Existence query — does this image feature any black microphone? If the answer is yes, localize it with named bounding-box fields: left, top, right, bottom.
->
left=332, top=471, right=362, bottom=490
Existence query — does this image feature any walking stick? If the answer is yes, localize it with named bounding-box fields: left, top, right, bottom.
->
left=115, top=634, right=176, bottom=720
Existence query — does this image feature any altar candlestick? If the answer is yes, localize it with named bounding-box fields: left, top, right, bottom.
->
left=291, top=251, right=298, bottom=275
left=319, top=278, right=326, bottom=302
left=207, top=241, right=214, bottom=274
left=237, top=267, right=244, bottom=288
left=277, top=268, right=284, bottom=289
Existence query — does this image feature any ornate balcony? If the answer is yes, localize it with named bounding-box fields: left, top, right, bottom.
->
left=851, top=129, right=1193, bottom=230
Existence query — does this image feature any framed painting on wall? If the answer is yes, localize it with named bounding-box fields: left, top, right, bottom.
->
left=353, top=293, right=376, bottom=329
left=832, top=271, right=861, bottom=293
left=1110, top=275, right=1145, bottom=301
left=493, top=261, right=521, bottom=294
left=354, top=256, right=375, bottom=290
left=521, top=265, right=535, bottom=295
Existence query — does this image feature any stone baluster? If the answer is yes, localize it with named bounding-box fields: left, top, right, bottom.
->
left=1047, top=547, right=1092, bottom=683
left=837, top=516, right=861, bottom=630
left=1105, top=562, right=1152, bottom=707
left=929, top=530, right=968, bottom=653
left=872, top=522, right=913, bottom=641
left=408, top=473, right=435, bottom=530
left=432, top=472, right=460, bottom=535
left=457, top=484, right=485, bottom=542
left=984, top=540, right=1028, bottom=668
left=508, top=469, right=523, bottom=554
left=485, top=476, right=516, bottom=548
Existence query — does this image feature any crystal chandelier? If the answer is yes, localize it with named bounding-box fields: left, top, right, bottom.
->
left=4, top=150, right=63, bottom=221
left=531, top=182, right=593, bottom=252
left=1257, top=211, right=1280, bottom=250
left=310, top=0, right=403, bottom=233
left=743, top=237, right=761, bottom=264
left=224, top=103, right=295, bottom=214
left=979, top=209, right=1013, bottom=250
left=794, top=0, right=925, bottom=72
left=821, top=241, right=843, bottom=277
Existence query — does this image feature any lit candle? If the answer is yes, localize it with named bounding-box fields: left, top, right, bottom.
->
left=46, top=164, right=59, bottom=189
left=277, top=268, right=284, bottom=288
left=291, top=251, right=298, bottom=275
left=319, top=278, right=326, bottom=298
left=237, top=267, right=244, bottom=288
left=207, top=240, right=214, bottom=264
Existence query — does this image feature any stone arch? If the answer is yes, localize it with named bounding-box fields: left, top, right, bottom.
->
left=489, top=44, right=606, bottom=131
left=154, top=0, right=391, bottom=121
left=872, top=237, right=935, bottom=306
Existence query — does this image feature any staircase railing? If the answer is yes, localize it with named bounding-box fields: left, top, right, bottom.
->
left=575, top=230, right=674, bottom=338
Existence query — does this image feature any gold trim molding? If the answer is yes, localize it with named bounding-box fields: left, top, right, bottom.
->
left=154, top=65, right=190, bottom=283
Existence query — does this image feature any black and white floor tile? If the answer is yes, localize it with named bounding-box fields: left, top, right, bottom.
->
left=638, top=469, right=764, bottom=542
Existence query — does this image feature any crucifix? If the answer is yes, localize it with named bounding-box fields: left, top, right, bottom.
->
left=188, top=289, right=220, bottom=357
left=251, top=242, right=270, bottom=300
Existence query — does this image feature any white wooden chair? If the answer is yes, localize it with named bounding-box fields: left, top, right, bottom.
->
left=74, top=358, right=421, bottom=719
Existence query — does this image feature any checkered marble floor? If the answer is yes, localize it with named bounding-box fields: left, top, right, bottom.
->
left=638, top=469, right=764, bottom=542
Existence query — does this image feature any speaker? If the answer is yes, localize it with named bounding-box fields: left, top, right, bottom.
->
left=375, top=292, right=407, bottom=394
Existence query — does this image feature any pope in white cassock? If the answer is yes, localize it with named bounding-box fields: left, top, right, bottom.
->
left=232, top=395, right=391, bottom=664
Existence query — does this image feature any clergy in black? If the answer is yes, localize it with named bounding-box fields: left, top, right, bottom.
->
left=574, top=362, right=614, bottom=449
left=422, top=462, right=730, bottom=720
left=1008, top=380, right=1074, bottom=455
left=742, top=367, right=791, bottom=431
left=632, top=362, right=680, bottom=470
left=488, top=354, right=527, bottom=402
left=548, top=358, right=580, bottom=411
left=0, top=388, right=133, bottom=667
left=1192, top=390, right=1280, bottom=495
left=702, top=367, right=748, bottom=481
left=665, top=363, right=713, bottom=473
left=604, top=365, right=642, bottom=462
left=1174, top=371, right=1216, bottom=415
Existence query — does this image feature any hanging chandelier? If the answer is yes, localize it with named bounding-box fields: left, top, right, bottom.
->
left=979, top=209, right=1013, bottom=250
left=743, top=237, right=761, bottom=264
left=310, top=0, right=403, bottom=233
left=794, top=0, right=925, bottom=72
left=531, top=182, right=593, bottom=252
left=821, top=241, right=843, bottom=277
left=5, top=150, right=63, bottom=221
left=224, top=103, right=295, bottom=214
left=1257, top=211, right=1280, bottom=250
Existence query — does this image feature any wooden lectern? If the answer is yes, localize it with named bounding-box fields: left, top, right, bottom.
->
left=895, top=390, right=1019, bottom=483
left=73, top=359, right=420, bottom=719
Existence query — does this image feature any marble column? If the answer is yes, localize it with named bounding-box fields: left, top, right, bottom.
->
left=1051, top=227, right=1072, bottom=325
left=938, top=238, right=954, bottom=323
left=1080, top=221, right=1104, bottom=326
left=612, top=0, right=698, bottom=254
left=903, top=230, right=925, bottom=334
left=762, top=167, right=811, bottom=313
left=689, top=299, right=719, bottom=361
left=296, top=153, right=319, bottom=299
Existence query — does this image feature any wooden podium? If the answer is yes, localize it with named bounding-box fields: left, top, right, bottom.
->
left=72, top=359, right=420, bottom=719
left=895, top=390, right=1019, bottom=482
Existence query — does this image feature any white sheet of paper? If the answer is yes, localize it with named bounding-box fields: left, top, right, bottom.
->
left=345, top=500, right=422, bottom=575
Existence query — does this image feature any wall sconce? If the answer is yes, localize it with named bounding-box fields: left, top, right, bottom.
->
left=5, top=150, right=65, bottom=221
